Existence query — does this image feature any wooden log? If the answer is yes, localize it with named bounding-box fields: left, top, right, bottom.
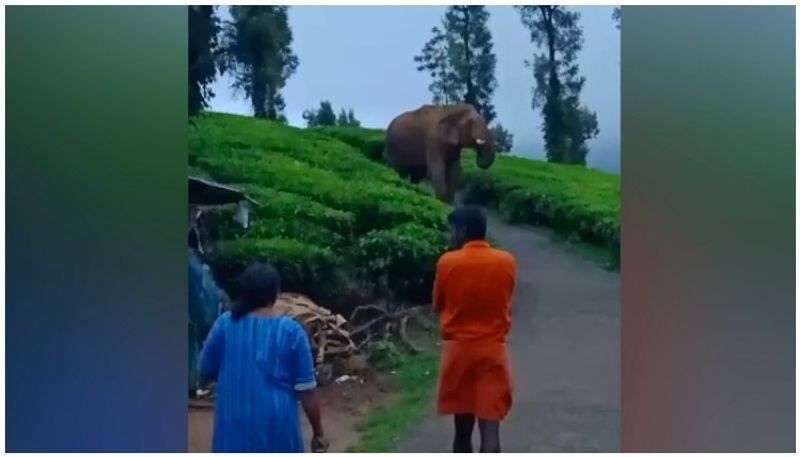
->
left=399, top=315, right=422, bottom=354
left=355, top=334, right=373, bottom=351
left=350, top=314, right=389, bottom=337
left=349, top=304, right=389, bottom=323
left=316, top=332, right=328, bottom=365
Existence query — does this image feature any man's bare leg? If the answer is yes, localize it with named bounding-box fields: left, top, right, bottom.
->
left=453, top=414, right=475, bottom=452
left=478, top=419, right=501, bottom=453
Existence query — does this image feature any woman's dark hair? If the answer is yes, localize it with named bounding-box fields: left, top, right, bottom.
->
left=448, top=205, right=487, bottom=240
left=231, top=263, right=281, bottom=321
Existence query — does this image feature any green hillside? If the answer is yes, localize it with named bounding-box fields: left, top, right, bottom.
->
left=189, top=112, right=449, bottom=313
left=190, top=113, right=619, bottom=312
left=315, top=126, right=621, bottom=265
left=461, top=152, right=620, bottom=263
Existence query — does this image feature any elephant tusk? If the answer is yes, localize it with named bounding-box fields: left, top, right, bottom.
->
left=475, top=138, right=486, bottom=145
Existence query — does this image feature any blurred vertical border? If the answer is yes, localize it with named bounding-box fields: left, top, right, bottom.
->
left=6, top=6, right=187, bottom=451
left=5, top=4, right=797, bottom=452
left=621, top=6, right=795, bottom=451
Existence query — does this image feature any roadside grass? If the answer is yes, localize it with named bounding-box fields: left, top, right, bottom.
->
left=346, top=314, right=441, bottom=453
left=346, top=349, right=439, bottom=452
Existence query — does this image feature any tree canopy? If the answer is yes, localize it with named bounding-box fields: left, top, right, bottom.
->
left=219, top=6, right=299, bottom=120
left=518, top=6, right=598, bottom=165
left=304, top=101, right=361, bottom=127
left=490, top=123, right=514, bottom=153
left=415, top=6, right=498, bottom=123
left=188, top=6, right=221, bottom=117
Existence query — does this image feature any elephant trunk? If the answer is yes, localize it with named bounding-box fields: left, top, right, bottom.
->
left=477, top=154, right=494, bottom=169
left=475, top=142, right=496, bottom=169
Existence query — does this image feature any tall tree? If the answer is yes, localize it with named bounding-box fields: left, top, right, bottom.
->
left=188, top=6, right=221, bottom=117
left=444, top=6, right=497, bottom=123
left=333, top=108, right=362, bottom=127
left=315, top=101, right=336, bottom=126
left=302, top=100, right=336, bottom=127
left=414, top=25, right=455, bottom=104
left=490, top=123, right=514, bottom=153
left=518, top=6, right=598, bottom=164
left=302, top=110, right=317, bottom=126
left=415, top=6, right=497, bottom=123
left=344, top=109, right=361, bottom=127
left=562, top=97, right=599, bottom=164
left=336, top=108, right=349, bottom=126
left=220, top=6, right=299, bottom=119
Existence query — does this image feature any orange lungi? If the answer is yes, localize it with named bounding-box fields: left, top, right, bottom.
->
left=433, top=239, right=516, bottom=420
left=437, top=339, right=513, bottom=420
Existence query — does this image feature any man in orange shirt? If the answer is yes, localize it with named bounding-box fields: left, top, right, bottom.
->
left=433, top=205, right=516, bottom=452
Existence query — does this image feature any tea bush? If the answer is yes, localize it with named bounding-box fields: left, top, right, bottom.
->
left=352, top=223, right=448, bottom=303
left=461, top=151, right=620, bottom=263
left=313, top=128, right=619, bottom=263
left=189, top=112, right=450, bottom=312
left=313, top=126, right=386, bottom=162
left=208, top=237, right=346, bottom=306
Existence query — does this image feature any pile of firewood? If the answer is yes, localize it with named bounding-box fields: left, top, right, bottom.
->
left=347, top=303, right=430, bottom=354
left=273, top=293, right=356, bottom=365
left=273, top=293, right=432, bottom=364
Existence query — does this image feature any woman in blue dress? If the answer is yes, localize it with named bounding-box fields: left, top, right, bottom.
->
left=199, top=263, right=327, bottom=452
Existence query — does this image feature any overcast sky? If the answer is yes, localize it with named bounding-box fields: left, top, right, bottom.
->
left=209, top=6, right=620, bottom=173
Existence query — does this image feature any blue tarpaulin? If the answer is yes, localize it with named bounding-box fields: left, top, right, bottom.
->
left=188, top=248, right=225, bottom=390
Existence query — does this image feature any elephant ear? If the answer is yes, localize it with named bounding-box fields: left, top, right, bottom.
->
left=437, top=107, right=474, bottom=146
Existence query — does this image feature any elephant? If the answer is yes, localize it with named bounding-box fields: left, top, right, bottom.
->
left=385, top=103, right=496, bottom=203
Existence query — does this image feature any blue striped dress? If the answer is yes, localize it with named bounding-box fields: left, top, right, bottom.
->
left=198, top=312, right=317, bottom=452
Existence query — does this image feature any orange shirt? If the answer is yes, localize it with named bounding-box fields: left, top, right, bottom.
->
left=433, top=240, right=516, bottom=342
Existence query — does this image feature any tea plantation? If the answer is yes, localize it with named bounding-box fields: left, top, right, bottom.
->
left=461, top=152, right=620, bottom=263
left=190, top=113, right=620, bottom=313
left=190, top=112, right=450, bottom=313
left=315, top=126, right=620, bottom=264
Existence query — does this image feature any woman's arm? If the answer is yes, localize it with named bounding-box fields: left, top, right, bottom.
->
left=198, top=314, right=227, bottom=385
left=298, top=389, right=327, bottom=451
left=290, top=320, right=328, bottom=451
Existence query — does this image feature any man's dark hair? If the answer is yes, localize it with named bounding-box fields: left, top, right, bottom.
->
left=448, top=205, right=487, bottom=240
left=231, top=263, right=281, bottom=321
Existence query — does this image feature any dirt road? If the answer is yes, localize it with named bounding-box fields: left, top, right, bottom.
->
left=189, top=371, right=395, bottom=452
left=396, top=212, right=620, bottom=452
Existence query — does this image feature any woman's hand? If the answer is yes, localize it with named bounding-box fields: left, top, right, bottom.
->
left=311, top=435, right=329, bottom=453
left=299, top=389, right=326, bottom=451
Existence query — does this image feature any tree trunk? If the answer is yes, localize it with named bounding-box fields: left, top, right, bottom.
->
left=541, top=6, right=564, bottom=162
left=437, top=41, right=449, bottom=105
left=251, top=63, right=266, bottom=118
left=543, top=7, right=561, bottom=109
left=265, top=84, right=276, bottom=120
left=462, top=7, right=475, bottom=109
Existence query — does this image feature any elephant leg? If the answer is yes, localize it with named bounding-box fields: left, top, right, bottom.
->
left=408, top=166, right=427, bottom=184
left=445, top=162, right=461, bottom=203
left=395, top=167, right=410, bottom=181
left=428, top=158, right=449, bottom=203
